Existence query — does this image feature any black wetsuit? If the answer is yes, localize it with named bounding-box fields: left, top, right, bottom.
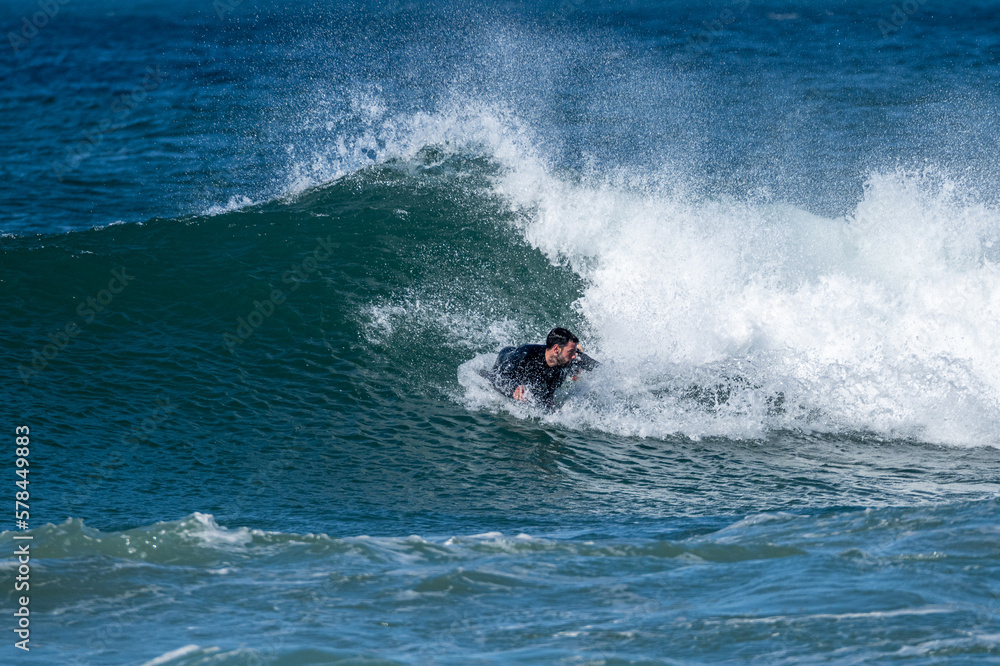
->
left=489, top=344, right=599, bottom=410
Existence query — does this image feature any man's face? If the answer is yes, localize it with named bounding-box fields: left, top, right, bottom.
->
left=553, top=341, right=579, bottom=366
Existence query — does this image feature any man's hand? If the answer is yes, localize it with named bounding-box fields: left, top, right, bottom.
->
left=512, top=385, right=527, bottom=401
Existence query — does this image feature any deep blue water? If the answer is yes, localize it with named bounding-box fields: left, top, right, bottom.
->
left=2, top=0, right=1000, bottom=663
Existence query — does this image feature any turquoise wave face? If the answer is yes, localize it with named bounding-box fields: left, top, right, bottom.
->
left=3, top=153, right=583, bottom=400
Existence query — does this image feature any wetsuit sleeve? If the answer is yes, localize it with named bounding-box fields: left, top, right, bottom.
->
left=540, top=388, right=558, bottom=412
left=490, top=346, right=522, bottom=398
left=574, top=352, right=600, bottom=372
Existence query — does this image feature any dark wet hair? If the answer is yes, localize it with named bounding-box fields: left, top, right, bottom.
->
left=546, top=327, right=579, bottom=349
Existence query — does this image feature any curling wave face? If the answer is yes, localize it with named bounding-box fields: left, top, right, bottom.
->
left=312, top=102, right=1000, bottom=446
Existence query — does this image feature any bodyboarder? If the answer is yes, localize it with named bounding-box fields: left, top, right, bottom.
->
left=487, top=327, right=600, bottom=411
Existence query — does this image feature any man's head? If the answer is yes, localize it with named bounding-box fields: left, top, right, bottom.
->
left=545, top=327, right=580, bottom=366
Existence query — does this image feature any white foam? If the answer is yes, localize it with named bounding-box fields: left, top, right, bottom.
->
left=139, top=645, right=202, bottom=666
left=184, top=512, right=253, bottom=547
left=468, top=531, right=505, bottom=539
left=282, top=91, right=1000, bottom=447
left=280, top=94, right=539, bottom=198
left=721, top=605, right=953, bottom=626
left=494, top=160, right=1000, bottom=446
left=203, top=194, right=257, bottom=216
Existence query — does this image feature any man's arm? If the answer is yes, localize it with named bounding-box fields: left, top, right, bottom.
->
left=567, top=352, right=600, bottom=381
left=490, top=346, right=527, bottom=398
left=574, top=352, right=600, bottom=372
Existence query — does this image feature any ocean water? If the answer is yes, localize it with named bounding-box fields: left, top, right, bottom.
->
left=2, top=0, right=1000, bottom=663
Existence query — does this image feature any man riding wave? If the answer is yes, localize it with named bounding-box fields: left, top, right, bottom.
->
left=487, top=327, right=600, bottom=411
